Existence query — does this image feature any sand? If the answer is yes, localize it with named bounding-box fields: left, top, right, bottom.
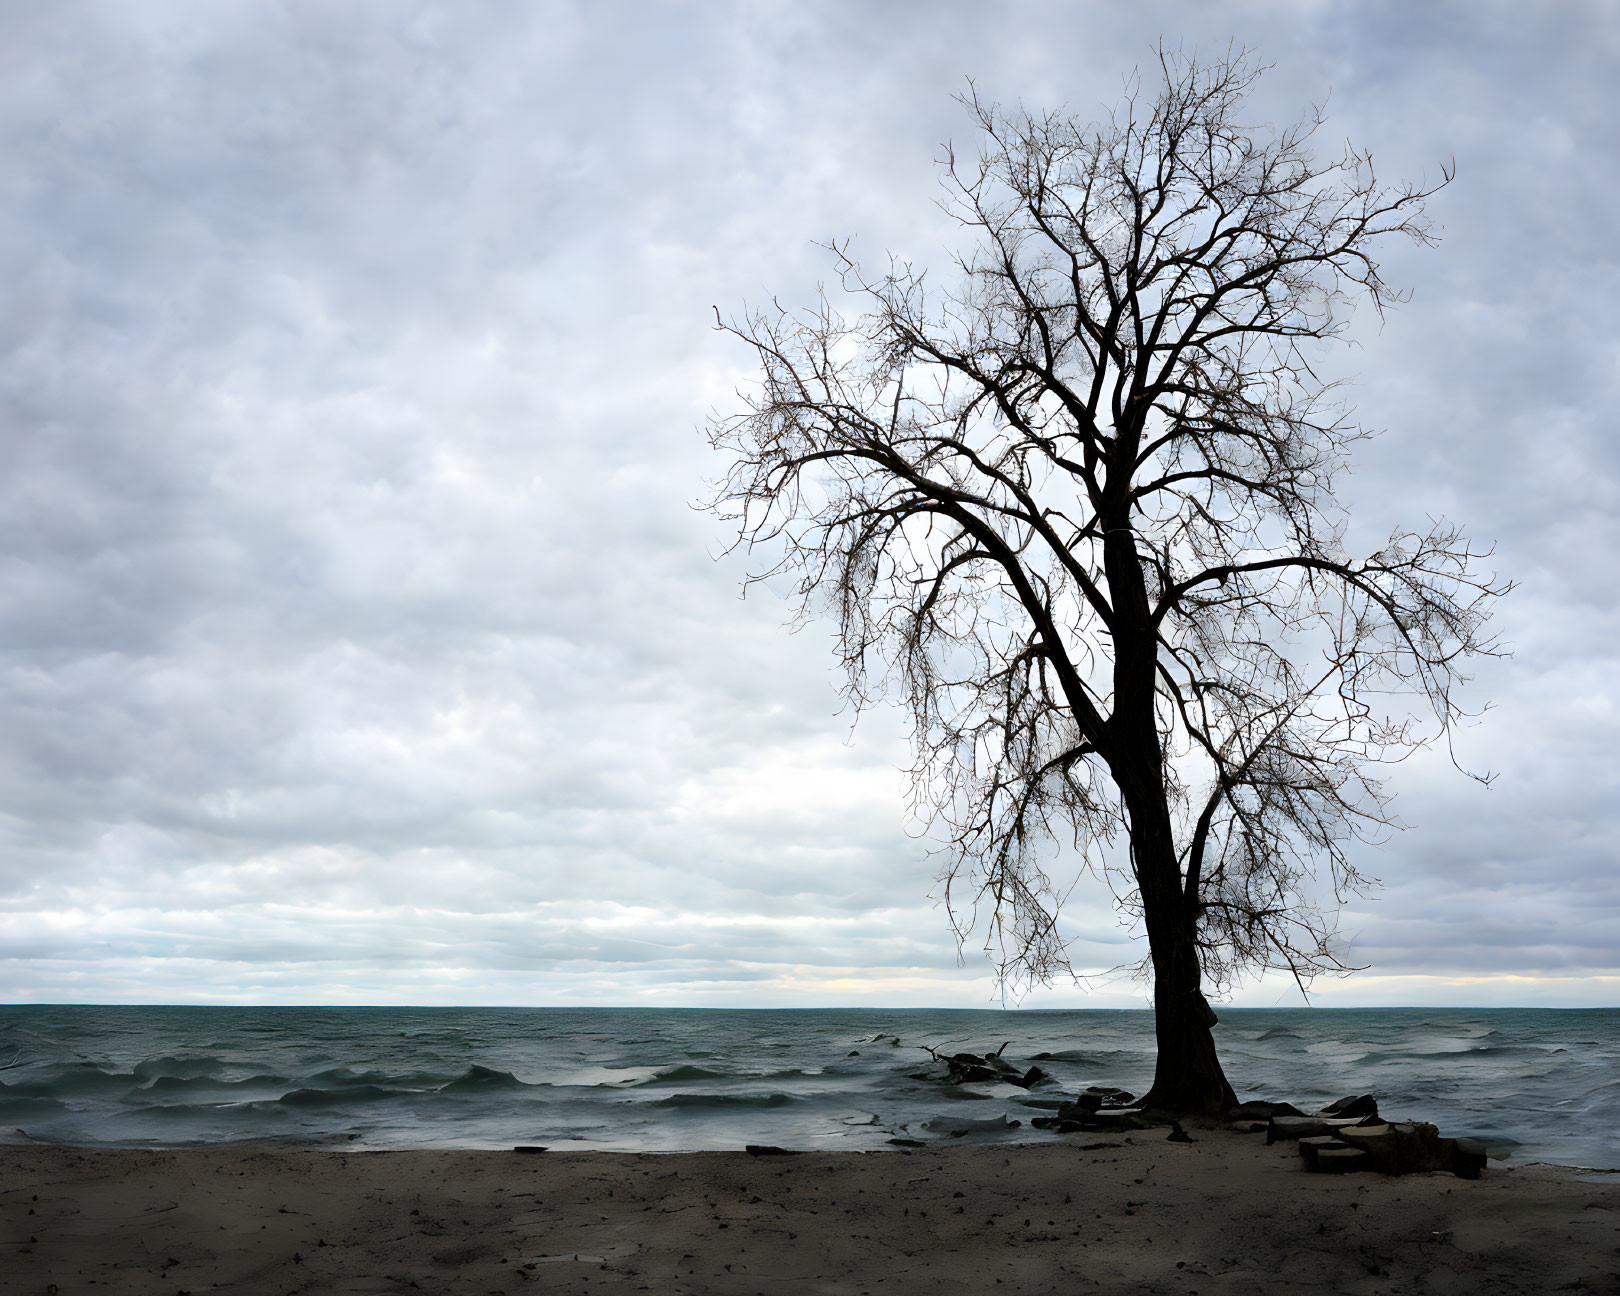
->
left=4, top=1132, right=1618, bottom=1294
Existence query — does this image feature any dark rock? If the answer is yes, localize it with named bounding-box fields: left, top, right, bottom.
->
left=1450, top=1137, right=1488, bottom=1179
left=922, top=1113, right=1013, bottom=1136
left=1335, top=1124, right=1400, bottom=1173
left=1295, top=1134, right=1345, bottom=1167
left=1387, top=1122, right=1451, bottom=1174
left=1079, top=1107, right=1150, bottom=1130
left=744, top=1144, right=803, bottom=1156
left=1306, top=1144, right=1372, bottom=1174
left=1030, top=1116, right=1064, bottom=1130
left=1266, top=1114, right=1378, bottom=1144
left=1166, top=1121, right=1194, bottom=1143
left=511, top=1146, right=549, bottom=1154
left=1010, top=1065, right=1048, bottom=1090
left=1063, top=1086, right=1135, bottom=1114
left=1231, top=1100, right=1303, bottom=1121
left=1318, top=1094, right=1379, bottom=1120
left=847, top=1050, right=860, bottom=1057
left=1294, top=1116, right=1488, bottom=1179
left=1266, top=1115, right=1311, bottom=1143
left=887, top=1138, right=925, bottom=1148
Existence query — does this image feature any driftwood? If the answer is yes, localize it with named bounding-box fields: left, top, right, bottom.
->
left=915, top=1043, right=1048, bottom=1090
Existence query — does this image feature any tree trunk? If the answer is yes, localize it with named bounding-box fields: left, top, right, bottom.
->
left=1119, top=763, right=1238, bottom=1115
left=1102, top=518, right=1238, bottom=1114
left=1140, top=939, right=1237, bottom=1115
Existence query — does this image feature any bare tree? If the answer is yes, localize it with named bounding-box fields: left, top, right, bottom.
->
left=708, top=49, right=1507, bottom=1112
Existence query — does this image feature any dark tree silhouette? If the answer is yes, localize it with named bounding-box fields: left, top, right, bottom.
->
left=708, top=50, right=1507, bottom=1112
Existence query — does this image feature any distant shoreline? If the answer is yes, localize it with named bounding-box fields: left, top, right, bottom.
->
left=6, top=1002, right=1620, bottom=1010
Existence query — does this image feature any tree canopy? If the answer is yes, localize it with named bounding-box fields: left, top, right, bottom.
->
left=708, top=48, right=1507, bottom=1111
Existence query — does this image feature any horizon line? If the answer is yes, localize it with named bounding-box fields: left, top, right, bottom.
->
left=4, top=1001, right=1616, bottom=1012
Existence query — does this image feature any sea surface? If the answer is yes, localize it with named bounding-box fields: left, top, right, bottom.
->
left=2, top=1006, right=1615, bottom=1169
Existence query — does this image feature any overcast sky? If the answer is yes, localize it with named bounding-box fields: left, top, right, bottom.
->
left=1, top=0, right=1615, bottom=1009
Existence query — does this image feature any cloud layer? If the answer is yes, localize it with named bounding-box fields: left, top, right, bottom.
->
left=1, top=0, right=1615, bottom=1006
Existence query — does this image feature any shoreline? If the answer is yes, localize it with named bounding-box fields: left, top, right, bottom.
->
left=7, top=1131, right=1618, bottom=1293
left=6, top=1132, right=1618, bottom=1176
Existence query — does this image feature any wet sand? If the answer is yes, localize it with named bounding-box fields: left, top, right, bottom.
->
left=4, top=1132, right=1618, bottom=1294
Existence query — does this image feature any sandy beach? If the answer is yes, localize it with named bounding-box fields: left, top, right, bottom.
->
left=4, top=1131, right=1617, bottom=1295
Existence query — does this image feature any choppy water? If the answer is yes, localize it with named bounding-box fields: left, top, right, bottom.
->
left=1, top=1006, right=1614, bottom=1168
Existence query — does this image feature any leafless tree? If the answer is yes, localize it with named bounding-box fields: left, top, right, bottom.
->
left=708, top=49, right=1507, bottom=1112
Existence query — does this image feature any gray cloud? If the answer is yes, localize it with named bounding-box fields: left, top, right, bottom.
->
left=0, top=0, right=1614, bottom=1006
